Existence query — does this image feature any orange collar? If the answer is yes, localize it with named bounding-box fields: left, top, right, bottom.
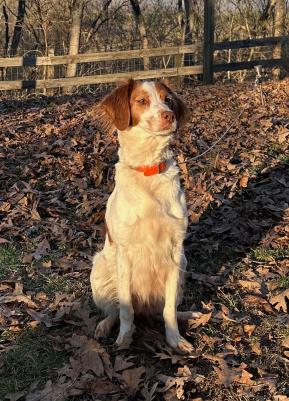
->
left=133, top=161, right=167, bottom=176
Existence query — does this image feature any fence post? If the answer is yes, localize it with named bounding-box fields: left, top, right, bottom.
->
left=203, top=0, right=215, bottom=84
left=44, top=47, right=55, bottom=95
left=175, top=48, right=183, bottom=88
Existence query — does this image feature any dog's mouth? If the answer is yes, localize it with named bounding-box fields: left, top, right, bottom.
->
left=159, top=121, right=177, bottom=135
left=145, top=120, right=177, bottom=136
left=135, top=123, right=174, bottom=136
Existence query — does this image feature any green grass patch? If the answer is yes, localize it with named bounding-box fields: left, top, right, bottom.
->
left=0, top=243, right=85, bottom=296
left=251, top=246, right=289, bottom=262
left=0, top=244, right=22, bottom=280
left=278, top=276, right=289, bottom=289
left=0, top=329, right=68, bottom=398
left=266, top=144, right=285, bottom=159
left=24, top=273, right=85, bottom=295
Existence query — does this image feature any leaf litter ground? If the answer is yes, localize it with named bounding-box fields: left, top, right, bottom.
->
left=0, top=79, right=289, bottom=401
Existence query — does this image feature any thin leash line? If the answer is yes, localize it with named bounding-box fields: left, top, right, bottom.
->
left=179, top=74, right=266, bottom=165
left=178, top=106, right=248, bottom=164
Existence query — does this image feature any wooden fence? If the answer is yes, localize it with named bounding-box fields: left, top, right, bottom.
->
left=0, top=45, right=203, bottom=90
left=0, top=0, right=288, bottom=91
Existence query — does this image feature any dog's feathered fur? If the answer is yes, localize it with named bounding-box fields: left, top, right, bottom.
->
left=90, top=79, right=198, bottom=352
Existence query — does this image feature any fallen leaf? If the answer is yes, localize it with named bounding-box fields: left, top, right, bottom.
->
left=274, top=396, right=289, bottom=401
left=251, top=341, right=262, bottom=355
left=277, top=127, right=289, bottom=144
left=33, top=238, right=51, bottom=261
left=188, top=312, right=212, bottom=328
left=0, top=283, right=11, bottom=291
left=243, top=324, right=256, bottom=337
left=214, top=361, right=255, bottom=386
left=25, top=379, right=67, bottom=401
left=270, top=289, right=289, bottom=312
left=89, top=378, right=119, bottom=395
left=122, top=366, right=146, bottom=396
left=239, top=172, right=249, bottom=188
left=81, top=339, right=104, bottom=376
left=243, top=295, right=274, bottom=313
left=22, top=254, right=33, bottom=264
left=237, top=365, right=255, bottom=385
left=214, top=304, right=236, bottom=322
left=281, top=337, right=289, bottom=348
left=26, top=309, right=54, bottom=328
left=0, top=294, right=38, bottom=309
left=4, top=390, right=26, bottom=401
left=214, top=362, right=236, bottom=386
left=114, top=355, right=135, bottom=372
left=239, top=280, right=261, bottom=292
left=158, top=373, right=194, bottom=400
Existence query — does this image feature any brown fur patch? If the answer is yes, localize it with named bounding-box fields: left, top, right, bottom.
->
left=99, top=79, right=134, bottom=130
left=129, top=86, right=151, bottom=126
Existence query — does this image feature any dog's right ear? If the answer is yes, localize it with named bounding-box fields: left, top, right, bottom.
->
left=98, top=79, right=133, bottom=131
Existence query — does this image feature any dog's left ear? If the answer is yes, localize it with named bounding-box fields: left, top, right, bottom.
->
left=99, top=79, right=134, bottom=131
left=160, top=80, right=188, bottom=127
left=171, top=94, right=187, bottom=127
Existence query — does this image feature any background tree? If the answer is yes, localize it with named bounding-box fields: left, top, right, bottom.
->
left=65, top=0, right=84, bottom=92
left=272, top=0, right=285, bottom=79
left=129, top=0, right=149, bottom=69
left=9, top=0, right=26, bottom=56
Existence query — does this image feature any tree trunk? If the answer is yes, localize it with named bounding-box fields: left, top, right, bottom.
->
left=177, top=0, right=184, bottom=35
left=9, top=0, right=26, bottom=57
left=2, top=5, right=10, bottom=57
left=84, top=0, right=113, bottom=49
left=183, top=0, right=193, bottom=46
left=65, top=0, right=84, bottom=93
left=183, top=0, right=200, bottom=82
left=129, top=0, right=149, bottom=70
left=272, top=0, right=285, bottom=79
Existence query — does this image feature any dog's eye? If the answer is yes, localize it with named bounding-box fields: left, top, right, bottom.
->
left=137, top=98, right=146, bottom=104
left=165, top=96, right=172, bottom=104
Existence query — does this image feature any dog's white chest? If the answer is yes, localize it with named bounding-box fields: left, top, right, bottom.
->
left=107, top=168, right=187, bottom=238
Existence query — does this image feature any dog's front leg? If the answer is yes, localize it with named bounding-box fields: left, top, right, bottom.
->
left=163, top=252, right=193, bottom=354
left=115, top=247, right=135, bottom=349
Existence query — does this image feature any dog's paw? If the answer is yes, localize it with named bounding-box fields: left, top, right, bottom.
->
left=166, top=332, right=193, bottom=354
left=177, top=311, right=202, bottom=321
left=115, top=324, right=135, bottom=349
left=94, top=317, right=114, bottom=339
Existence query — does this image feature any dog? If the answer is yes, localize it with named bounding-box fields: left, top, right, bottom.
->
left=90, top=79, right=198, bottom=353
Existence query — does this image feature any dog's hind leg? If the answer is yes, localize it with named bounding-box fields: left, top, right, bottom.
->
left=115, top=247, right=135, bottom=349
left=90, top=245, right=119, bottom=339
left=94, top=308, right=119, bottom=338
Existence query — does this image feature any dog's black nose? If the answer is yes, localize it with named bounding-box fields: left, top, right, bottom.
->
left=161, top=110, right=175, bottom=123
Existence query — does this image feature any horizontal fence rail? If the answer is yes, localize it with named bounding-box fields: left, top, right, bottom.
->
left=214, top=58, right=283, bottom=72
left=0, top=44, right=202, bottom=68
left=0, top=34, right=288, bottom=91
left=0, top=65, right=203, bottom=90
left=214, top=35, right=288, bottom=50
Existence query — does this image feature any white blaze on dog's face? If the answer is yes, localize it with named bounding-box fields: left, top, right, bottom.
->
left=99, top=79, right=187, bottom=135
left=131, top=81, right=177, bottom=134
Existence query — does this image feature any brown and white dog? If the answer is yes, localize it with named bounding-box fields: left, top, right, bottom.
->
left=90, top=79, right=198, bottom=353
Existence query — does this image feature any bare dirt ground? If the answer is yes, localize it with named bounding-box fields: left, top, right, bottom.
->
left=0, top=79, right=289, bottom=401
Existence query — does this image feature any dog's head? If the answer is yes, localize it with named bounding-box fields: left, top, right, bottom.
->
left=97, top=79, right=187, bottom=135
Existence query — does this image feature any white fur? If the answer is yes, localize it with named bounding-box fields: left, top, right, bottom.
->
left=138, top=82, right=177, bottom=134
left=90, top=81, right=193, bottom=352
